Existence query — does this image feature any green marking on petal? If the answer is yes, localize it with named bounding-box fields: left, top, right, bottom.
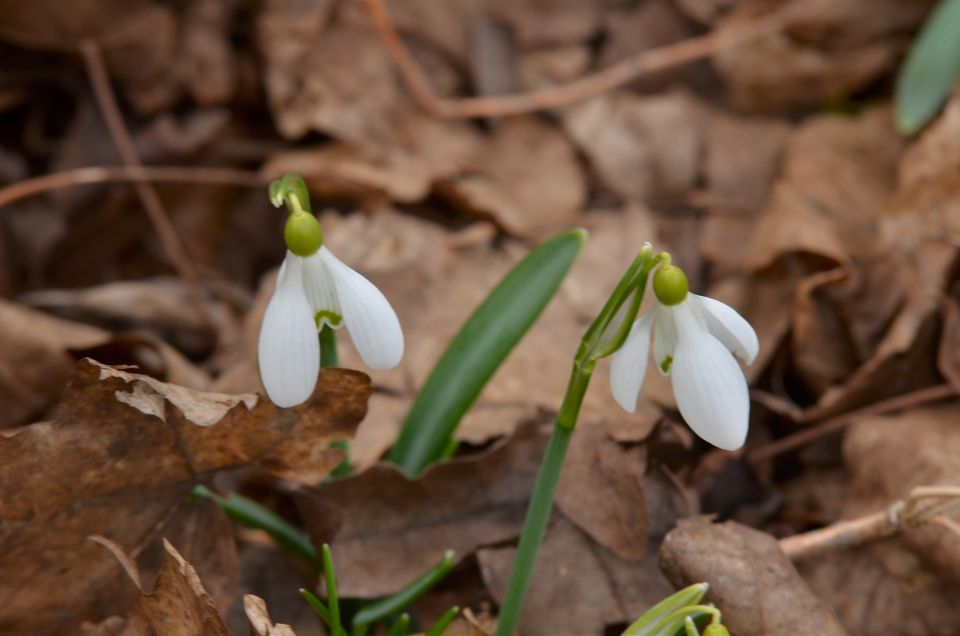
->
left=660, top=355, right=673, bottom=374
left=315, top=310, right=343, bottom=329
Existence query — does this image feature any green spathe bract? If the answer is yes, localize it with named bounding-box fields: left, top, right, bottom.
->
left=388, top=228, right=588, bottom=476
left=895, top=0, right=960, bottom=134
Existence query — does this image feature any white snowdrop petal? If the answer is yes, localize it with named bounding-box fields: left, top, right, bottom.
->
left=610, top=313, right=654, bottom=413
left=303, top=251, right=343, bottom=329
left=671, top=304, right=749, bottom=450
left=257, top=254, right=320, bottom=407
left=319, top=247, right=404, bottom=370
left=652, top=303, right=679, bottom=375
left=694, top=294, right=759, bottom=365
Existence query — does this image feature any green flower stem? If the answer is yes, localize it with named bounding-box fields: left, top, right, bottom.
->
left=493, top=380, right=581, bottom=636
left=495, top=247, right=660, bottom=636
left=320, top=325, right=339, bottom=368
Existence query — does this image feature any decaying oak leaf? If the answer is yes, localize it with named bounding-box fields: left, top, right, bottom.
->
left=555, top=422, right=650, bottom=559
left=20, top=277, right=238, bottom=358
left=562, top=91, right=705, bottom=202
left=712, top=0, right=924, bottom=112
left=437, top=116, right=586, bottom=237
left=95, top=536, right=230, bottom=636
left=300, top=422, right=555, bottom=597
left=244, top=595, right=298, bottom=636
left=660, top=517, right=848, bottom=636
left=0, top=299, right=109, bottom=428
left=793, top=406, right=960, bottom=634
left=0, top=359, right=369, bottom=635
left=480, top=466, right=690, bottom=636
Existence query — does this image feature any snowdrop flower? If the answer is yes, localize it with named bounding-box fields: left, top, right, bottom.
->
left=609, top=262, right=758, bottom=450
left=258, top=203, right=403, bottom=407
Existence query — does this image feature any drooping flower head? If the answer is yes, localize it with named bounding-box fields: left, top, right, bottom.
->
left=609, top=258, right=757, bottom=450
left=258, top=175, right=403, bottom=407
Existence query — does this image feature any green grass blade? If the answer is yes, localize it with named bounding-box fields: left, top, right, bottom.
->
left=388, top=229, right=588, bottom=475
left=191, top=485, right=317, bottom=569
left=352, top=550, right=456, bottom=627
left=895, top=0, right=960, bottom=134
left=387, top=614, right=410, bottom=636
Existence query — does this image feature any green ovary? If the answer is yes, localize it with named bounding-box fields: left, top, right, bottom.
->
left=315, top=310, right=343, bottom=329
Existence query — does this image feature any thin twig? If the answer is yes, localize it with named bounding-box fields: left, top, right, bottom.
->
left=79, top=39, right=209, bottom=321
left=749, top=384, right=956, bottom=463
left=362, top=0, right=801, bottom=119
left=0, top=166, right=264, bottom=209
left=780, top=486, right=960, bottom=561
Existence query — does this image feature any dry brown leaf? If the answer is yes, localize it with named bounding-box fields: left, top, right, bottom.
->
left=244, top=595, right=298, bottom=636
left=712, top=0, right=923, bottom=112
left=562, top=91, right=705, bottom=202
left=0, top=299, right=109, bottom=428
left=94, top=536, right=230, bottom=635
left=660, top=517, right=848, bottom=636
left=556, top=423, right=650, bottom=559
left=20, top=277, right=238, bottom=358
left=794, top=404, right=960, bottom=635
left=300, top=421, right=547, bottom=597
left=0, top=359, right=369, bottom=635
left=437, top=116, right=586, bottom=237
left=479, top=467, right=690, bottom=635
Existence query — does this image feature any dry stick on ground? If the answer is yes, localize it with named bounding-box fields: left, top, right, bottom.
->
left=362, top=0, right=804, bottom=119
left=748, top=383, right=957, bottom=463
left=78, top=40, right=210, bottom=323
left=0, top=166, right=265, bottom=209
left=780, top=486, right=960, bottom=561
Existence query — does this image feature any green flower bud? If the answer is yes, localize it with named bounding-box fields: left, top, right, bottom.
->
left=704, top=623, right=731, bottom=636
left=284, top=212, right=323, bottom=256
left=653, top=263, right=689, bottom=306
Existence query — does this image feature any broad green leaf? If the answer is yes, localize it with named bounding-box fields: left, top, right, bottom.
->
left=388, top=229, right=588, bottom=475
left=895, top=0, right=960, bottom=134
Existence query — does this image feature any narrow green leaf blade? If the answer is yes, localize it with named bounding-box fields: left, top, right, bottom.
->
left=388, top=229, right=588, bottom=475
left=620, top=583, right=709, bottom=636
left=895, top=0, right=960, bottom=134
left=353, top=550, right=456, bottom=627
left=425, top=607, right=460, bottom=636
left=191, top=485, right=317, bottom=569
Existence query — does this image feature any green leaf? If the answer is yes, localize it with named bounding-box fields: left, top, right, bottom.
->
left=190, top=485, right=317, bottom=569
left=388, top=228, right=588, bottom=475
left=620, top=583, right=709, bottom=636
left=425, top=607, right=460, bottom=636
left=895, top=0, right=960, bottom=134
left=300, top=588, right=333, bottom=627
left=353, top=550, right=456, bottom=627
left=387, top=614, right=411, bottom=636
left=322, top=544, right=347, bottom=636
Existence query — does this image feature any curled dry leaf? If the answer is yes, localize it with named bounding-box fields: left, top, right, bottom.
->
left=0, top=299, right=109, bottom=428
left=562, top=91, right=705, bottom=202
left=712, top=0, right=923, bottom=112
left=104, top=537, right=230, bottom=636
left=796, top=404, right=960, bottom=635
left=0, top=359, right=369, bottom=635
left=20, top=277, right=238, bottom=358
left=244, top=594, right=298, bottom=636
left=659, top=516, right=848, bottom=636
